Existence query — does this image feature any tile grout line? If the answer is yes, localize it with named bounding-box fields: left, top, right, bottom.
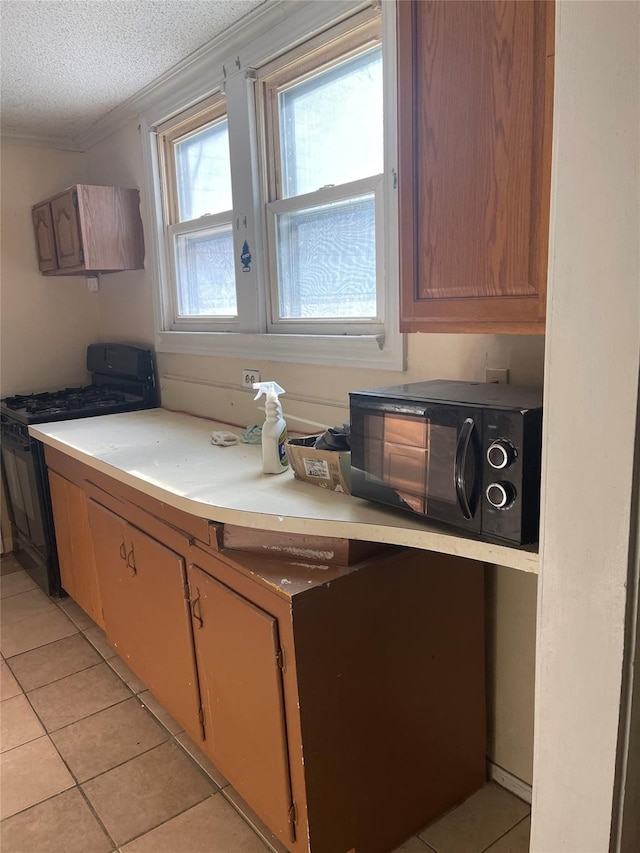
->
left=477, top=814, right=532, bottom=853
left=75, top=779, right=125, bottom=851
left=6, top=655, right=111, bottom=694
left=111, top=791, right=220, bottom=850
left=0, top=581, right=44, bottom=600
left=2, top=626, right=82, bottom=664
left=0, top=594, right=59, bottom=622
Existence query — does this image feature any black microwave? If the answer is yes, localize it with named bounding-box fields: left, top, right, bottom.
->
left=349, top=380, right=543, bottom=546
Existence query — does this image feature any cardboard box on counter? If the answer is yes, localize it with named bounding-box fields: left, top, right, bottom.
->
left=286, top=435, right=351, bottom=494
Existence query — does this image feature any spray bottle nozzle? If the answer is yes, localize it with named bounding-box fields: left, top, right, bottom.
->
left=253, top=381, right=286, bottom=401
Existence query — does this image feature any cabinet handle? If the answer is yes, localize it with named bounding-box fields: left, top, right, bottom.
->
left=191, top=588, right=203, bottom=629
left=119, top=541, right=126, bottom=561
left=126, top=545, right=137, bottom=576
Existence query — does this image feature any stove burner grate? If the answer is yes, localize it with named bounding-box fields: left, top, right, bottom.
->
left=5, top=385, right=128, bottom=416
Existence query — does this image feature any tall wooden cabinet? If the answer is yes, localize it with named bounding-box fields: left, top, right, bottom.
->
left=397, top=0, right=555, bottom=333
left=32, top=184, right=145, bottom=275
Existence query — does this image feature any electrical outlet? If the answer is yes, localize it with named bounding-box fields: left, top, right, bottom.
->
left=242, top=368, right=260, bottom=388
left=485, top=368, right=509, bottom=384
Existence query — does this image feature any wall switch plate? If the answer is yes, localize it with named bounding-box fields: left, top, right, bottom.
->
left=486, top=368, right=509, bottom=384
left=86, top=276, right=99, bottom=292
left=242, top=368, right=260, bottom=388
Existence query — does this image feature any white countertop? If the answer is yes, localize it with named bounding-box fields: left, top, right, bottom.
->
left=30, top=408, right=539, bottom=574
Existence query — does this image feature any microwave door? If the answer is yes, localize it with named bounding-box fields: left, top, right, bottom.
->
left=352, top=404, right=482, bottom=532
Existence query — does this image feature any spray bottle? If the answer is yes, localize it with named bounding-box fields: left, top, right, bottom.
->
left=253, top=381, right=289, bottom=474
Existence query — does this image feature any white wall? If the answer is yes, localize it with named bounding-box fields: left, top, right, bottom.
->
left=85, top=121, right=155, bottom=348
left=487, top=565, right=537, bottom=785
left=533, top=1, right=640, bottom=849
left=0, top=145, right=100, bottom=395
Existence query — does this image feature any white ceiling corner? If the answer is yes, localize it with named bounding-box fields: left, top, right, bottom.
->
left=0, top=0, right=270, bottom=149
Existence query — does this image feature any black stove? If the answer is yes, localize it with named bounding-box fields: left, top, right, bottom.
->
left=1, top=343, right=158, bottom=595
left=3, top=384, right=149, bottom=423
left=1, top=343, right=157, bottom=428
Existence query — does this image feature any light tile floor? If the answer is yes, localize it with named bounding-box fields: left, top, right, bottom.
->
left=1, top=554, right=531, bottom=853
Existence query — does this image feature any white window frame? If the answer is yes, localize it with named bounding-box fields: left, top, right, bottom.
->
left=142, top=0, right=404, bottom=370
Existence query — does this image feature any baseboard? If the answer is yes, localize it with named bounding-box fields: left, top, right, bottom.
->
left=1, top=535, right=15, bottom=555
left=488, top=761, right=532, bottom=804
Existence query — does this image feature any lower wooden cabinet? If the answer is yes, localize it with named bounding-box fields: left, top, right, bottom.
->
left=188, top=565, right=294, bottom=842
left=47, top=470, right=104, bottom=628
left=189, top=545, right=486, bottom=853
left=46, top=450, right=487, bottom=853
left=87, top=499, right=203, bottom=740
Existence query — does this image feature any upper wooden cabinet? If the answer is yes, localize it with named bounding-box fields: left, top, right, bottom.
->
left=31, top=184, right=145, bottom=275
left=397, top=0, right=555, bottom=334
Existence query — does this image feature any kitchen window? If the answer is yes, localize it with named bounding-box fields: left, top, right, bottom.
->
left=150, top=2, right=402, bottom=368
left=261, top=21, right=383, bottom=335
left=159, top=96, right=236, bottom=323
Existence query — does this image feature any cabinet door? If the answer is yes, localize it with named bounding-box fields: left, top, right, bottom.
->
left=31, top=203, right=58, bottom=272
left=48, top=471, right=105, bottom=627
left=397, top=0, right=554, bottom=333
left=188, top=565, right=294, bottom=844
left=51, top=188, right=84, bottom=269
left=88, top=500, right=203, bottom=739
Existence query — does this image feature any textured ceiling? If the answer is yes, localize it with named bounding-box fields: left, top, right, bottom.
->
left=0, top=0, right=268, bottom=144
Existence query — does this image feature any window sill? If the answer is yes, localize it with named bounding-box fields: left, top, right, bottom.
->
left=156, top=329, right=405, bottom=370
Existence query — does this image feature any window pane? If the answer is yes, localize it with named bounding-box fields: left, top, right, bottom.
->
left=175, top=225, right=237, bottom=316
left=279, top=46, right=383, bottom=198
left=275, top=194, right=376, bottom=320
left=175, top=119, right=232, bottom=221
